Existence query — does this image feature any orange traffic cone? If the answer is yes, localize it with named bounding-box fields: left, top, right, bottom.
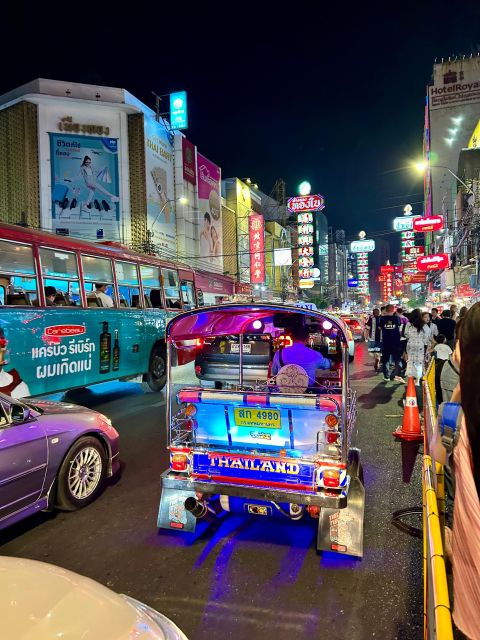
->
left=393, top=376, right=423, bottom=441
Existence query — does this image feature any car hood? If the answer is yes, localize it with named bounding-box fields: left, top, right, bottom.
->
left=0, top=557, right=183, bottom=640
left=23, top=399, right=95, bottom=415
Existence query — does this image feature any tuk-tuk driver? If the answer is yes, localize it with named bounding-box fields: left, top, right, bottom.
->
left=271, top=320, right=332, bottom=387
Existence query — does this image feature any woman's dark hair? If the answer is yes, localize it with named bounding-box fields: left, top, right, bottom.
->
left=459, top=302, right=480, bottom=499
left=81, top=155, right=91, bottom=166
left=459, top=306, right=468, bottom=319
left=409, top=308, right=424, bottom=332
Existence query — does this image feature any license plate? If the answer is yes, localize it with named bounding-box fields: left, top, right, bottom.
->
left=233, top=407, right=281, bottom=429
left=230, top=343, right=251, bottom=353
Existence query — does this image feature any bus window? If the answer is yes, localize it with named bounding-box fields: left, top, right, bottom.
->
left=39, top=248, right=79, bottom=306
left=115, top=261, right=140, bottom=308
left=81, top=255, right=116, bottom=308
left=140, top=265, right=162, bottom=308
left=0, top=240, right=37, bottom=305
left=162, top=269, right=181, bottom=309
left=180, top=281, right=196, bottom=310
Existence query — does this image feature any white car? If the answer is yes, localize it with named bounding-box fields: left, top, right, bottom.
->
left=0, top=556, right=188, bottom=640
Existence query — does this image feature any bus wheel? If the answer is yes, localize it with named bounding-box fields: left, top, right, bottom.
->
left=143, top=344, right=167, bottom=392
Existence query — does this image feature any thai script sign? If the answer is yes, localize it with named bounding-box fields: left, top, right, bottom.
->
left=412, top=215, right=444, bottom=233
left=287, top=194, right=325, bottom=213
left=416, top=254, right=450, bottom=271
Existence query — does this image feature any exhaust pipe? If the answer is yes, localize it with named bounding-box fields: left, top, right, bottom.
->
left=184, top=497, right=209, bottom=519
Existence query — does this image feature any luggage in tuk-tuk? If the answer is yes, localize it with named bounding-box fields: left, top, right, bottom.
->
left=157, top=303, right=365, bottom=557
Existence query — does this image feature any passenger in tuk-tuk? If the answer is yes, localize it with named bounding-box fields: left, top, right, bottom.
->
left=271, top=318, right=333, bottom=388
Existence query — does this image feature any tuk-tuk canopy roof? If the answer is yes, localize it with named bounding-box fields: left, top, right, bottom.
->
left=166, top=303, right=348, bottom=342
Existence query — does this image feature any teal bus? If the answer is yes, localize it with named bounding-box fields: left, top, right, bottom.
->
left=0, top=222, right=198, bottom=397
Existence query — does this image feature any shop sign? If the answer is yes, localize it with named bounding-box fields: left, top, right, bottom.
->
left=350, top=239, right=375, bottom=253
left=348, top=278, right=358, bottom=287
left=455, top=284, right=475, bottom=297
left=298, top=279, right=315, bottom=289
left=287, top=194, right=325, bottom=213
left=406, top=246, right=425, bottom=256
left=416, top=254, right=450, bottom=271
left=413, top=215, right=444, bottom=233
left=393, top=216, right=416, bottom=231
left=182, top=137, right=196, bottom=185
left=402, top=239, right=415, bottom=248
left=380, top=265, right=395, bottom=273
left=404, top=273, right=427, bottom=283
left=58, top=116, right=110, bottom=136
left=170, top=91, right=188, bottom=130
left=249, top=214, right=265, bottom=283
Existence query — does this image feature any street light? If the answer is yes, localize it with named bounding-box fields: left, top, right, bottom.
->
left=413, top=160, right=474, bottom=195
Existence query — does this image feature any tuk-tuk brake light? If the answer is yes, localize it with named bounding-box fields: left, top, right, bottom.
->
left=171, top=453, right=189, bottom=472
left=326, top=431, right=339, bottom=444
left=184, top=419, right=197, bottom=432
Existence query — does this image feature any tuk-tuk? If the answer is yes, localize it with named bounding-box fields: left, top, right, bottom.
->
left=157, top=303, right=365, bottom=557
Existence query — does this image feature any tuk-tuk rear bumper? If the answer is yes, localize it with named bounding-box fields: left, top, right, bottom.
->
left=160, top=470, right=348, bottom=509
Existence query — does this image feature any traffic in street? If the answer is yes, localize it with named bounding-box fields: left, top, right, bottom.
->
left=0, top=343, right=423, bottom=640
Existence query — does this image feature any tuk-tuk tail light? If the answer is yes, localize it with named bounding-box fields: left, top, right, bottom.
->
left=326, top=431, right=339, bottom=444
left=184, top=419, right=198, bottom=432
left=171, top=453, right=190, bottom=472
left=325, top=414, right=339, bottom=429
left=323, top=469, right=340, bottom=487
left=185, top=404, right=197, bottom=417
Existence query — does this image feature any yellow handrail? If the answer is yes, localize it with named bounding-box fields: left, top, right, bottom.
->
left=422, top=364, right=453, bottom=640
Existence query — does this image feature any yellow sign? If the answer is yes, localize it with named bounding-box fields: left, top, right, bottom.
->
left=233, top=407, right=281, bottom=429
left=468, top=120, right=480, bottom=148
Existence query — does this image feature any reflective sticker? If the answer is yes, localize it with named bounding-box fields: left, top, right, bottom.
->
left=406, top=397, right=417, bottom=407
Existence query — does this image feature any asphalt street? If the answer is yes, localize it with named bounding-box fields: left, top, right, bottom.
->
left=0, top=343, right=423, bottom=640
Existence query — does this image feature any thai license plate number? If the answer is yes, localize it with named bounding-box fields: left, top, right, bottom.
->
left=230, top=343, right=251, bottom=353
left=234, top=407, right=281, bottom=429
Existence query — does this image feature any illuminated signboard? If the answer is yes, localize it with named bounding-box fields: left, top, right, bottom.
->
left=412, top=215, right=444, bottom=233
left=287, top=194, right=325, bottom=213
left=348, top=278, right=359, bottom=287
left=380, top=265, right=395, bottom=273
left=249, top=214, right=265, bottom=283
left=406, top=246, right=425, bottom=256
left=416, top=254, right=450, bottom=271
left=393, top=216, right=417, bottom=231
left=169, top=91, right=188, bottom=130
left=350, top=239, right=375, bottom=253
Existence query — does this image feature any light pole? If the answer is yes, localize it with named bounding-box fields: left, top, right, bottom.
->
left=145, top=196, right=188, bottom=254
left=413, top=161, right=474, bottom=195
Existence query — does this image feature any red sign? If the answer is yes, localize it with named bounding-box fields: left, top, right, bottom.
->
left=404, top=273, right=427, bottom=283
left=287, top=194, right=325, bottom=213
left=416, top=254, right=450, bottom=271
left=182, top=137, right=196, bottom=185
left=249, top=214, right=265, bottom=283
left=406, top=246, right=425, bottom=256
left=413, top=215, right=444, bottom=233
left=45, top=325, right=86, bottom=338
left=380, top=265, right=395, bottom=273
left=456, top=284, right=475, bottom=297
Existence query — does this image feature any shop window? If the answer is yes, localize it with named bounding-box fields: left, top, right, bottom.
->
left=162, top=268, right=181, bottom=309
left=115, top=261, right=140, bottom=308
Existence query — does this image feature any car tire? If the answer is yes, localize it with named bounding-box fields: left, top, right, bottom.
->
left=142, top=344, right=167, bottom=392
left=55, top=436, right=107, bottom=512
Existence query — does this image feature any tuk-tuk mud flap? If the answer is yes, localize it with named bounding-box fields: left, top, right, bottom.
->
left=316, top=476, right=365, bottom=557
left=157, top=487, right=199, bottom=533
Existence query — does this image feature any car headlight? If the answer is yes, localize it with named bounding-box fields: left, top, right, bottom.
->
left=121, top=595, right=189, bottom=639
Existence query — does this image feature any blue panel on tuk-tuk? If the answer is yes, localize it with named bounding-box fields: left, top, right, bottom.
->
left=193, top=402, right=328, bottom=455
left=193, top=452, right=315, bottom=488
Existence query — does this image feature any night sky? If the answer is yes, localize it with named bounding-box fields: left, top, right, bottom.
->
left=2, top=3, right=480, bottom=248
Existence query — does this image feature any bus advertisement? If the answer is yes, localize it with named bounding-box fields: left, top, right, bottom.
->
left=0, top=223, right=205, bottom=398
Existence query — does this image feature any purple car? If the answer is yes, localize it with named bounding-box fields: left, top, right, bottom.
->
left=0, top=392, right=120, bottom=531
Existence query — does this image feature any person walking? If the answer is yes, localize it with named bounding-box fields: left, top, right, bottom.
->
left=431, top=303, right=480, bottom=639
left=450, top=304, right=458, bottom=321
left=432, top=334, right=452, bottom=403
left=422, top=311, right=439, bottom=342
left=431, top=307, right=440, bottom=326
left=379, top=304, right=403, bottom=383
left=396, top=307, right=409, bottom=376
left=364, top=308, right=382, bottom=372
left=440, top=318, right=462, bottom=403
left=404, top=308, right=430, bottom=385
left=436, top=309, right=457, bottom=349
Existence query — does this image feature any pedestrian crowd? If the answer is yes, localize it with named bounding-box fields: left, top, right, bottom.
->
left=364, top=303, right=462, bottom=392
left=365, top=302, right=480, bottom=639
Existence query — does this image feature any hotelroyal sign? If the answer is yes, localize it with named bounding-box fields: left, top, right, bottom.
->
left=287, top=194, right=325, bottom=213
